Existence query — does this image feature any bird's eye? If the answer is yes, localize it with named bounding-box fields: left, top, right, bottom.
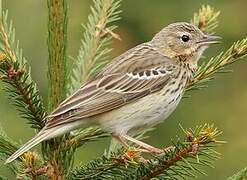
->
left=181, top=35, right=190, bottom=42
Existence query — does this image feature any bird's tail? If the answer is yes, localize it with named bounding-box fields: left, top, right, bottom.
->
left=5, top=128, right=59, bottom=164
left=5, top=119, right=83, bottom=164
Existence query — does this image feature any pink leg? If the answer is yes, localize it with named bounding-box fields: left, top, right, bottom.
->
left=121, top=134, right=164, bottom=154
left=112, top=133, right=129, bottom=147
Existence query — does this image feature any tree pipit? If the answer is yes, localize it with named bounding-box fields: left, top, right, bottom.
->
left=6, top=22, right=221, bottom=164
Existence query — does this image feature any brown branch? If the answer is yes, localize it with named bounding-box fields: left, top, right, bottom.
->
left=47, top=0, right=68, bottom=111
left=45, top=1, right=70, bottom=178
left=12, top=78, right=44, bottom=125
left=140, top=125, right=222, bottom=180
left=2, top=61, right=45, bottom=127
left=141, top=136, right=200, bottom=180
left=21, top=152, right=49, bottom=180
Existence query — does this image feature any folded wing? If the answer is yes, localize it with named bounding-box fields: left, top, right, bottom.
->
left=45, top=43, right=179, bottom=129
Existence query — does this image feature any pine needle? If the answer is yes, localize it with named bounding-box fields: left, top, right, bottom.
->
left=67, top=0, right=122, bottom=95
left=0, top=0, right=47, bottom=129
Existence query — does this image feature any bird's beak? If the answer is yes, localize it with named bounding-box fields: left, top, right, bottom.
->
left=197, top=35, right=222, bottom=45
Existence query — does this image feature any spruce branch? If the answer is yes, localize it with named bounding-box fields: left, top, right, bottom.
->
left=47, top=0, right=68, bottom=111
left=227, top=166, right=247, bottom=180
left=68, top=0, right=121, bottom=94
left=16, top=151, right=48, bottom=180
left=0, top=1, right=46, bottom=129
left=187, top=38, right=247, bottom=91
left=68, top=124, right=223, bottom=179
left=0, top=123, right=45, bottom=178
left=63, top=127, right=109, bottom=150
left=192, top=5, right=220, bottom=34
left=0, top=127, right=18, bottom=157
left=0, top=126, right=24, bottom=177
left=187, top=5, right=247, bottom=92
left=0, top=176, right=8, bottom=180
left=43, top=1, right=71, bottom=178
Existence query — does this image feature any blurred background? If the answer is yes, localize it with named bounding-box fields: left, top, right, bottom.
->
left=0, top=0, right=247, bottom=179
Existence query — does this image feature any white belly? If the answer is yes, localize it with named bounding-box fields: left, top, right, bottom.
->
left=97, top=81, right=184, bottom=135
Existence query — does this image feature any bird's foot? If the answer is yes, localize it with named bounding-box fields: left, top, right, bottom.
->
left=138, top=147, right=164, bottom=154
left=162, top=146, right=176, bottom=154
left=112, top=133, right=175, bottom=156
left=138, top=146, right=175, bottom=155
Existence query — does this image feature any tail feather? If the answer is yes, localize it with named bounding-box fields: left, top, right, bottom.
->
left=5, top=120, right=83, bottom=164
left=5, top=130, right=51, bottom=164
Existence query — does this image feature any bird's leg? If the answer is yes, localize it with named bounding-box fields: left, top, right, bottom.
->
left=121, top=134, right=164, bottom=154
left=112, top=133, right=129, bottom=148
left=112, top=134, right=174, bottom=155
left=112, top=133, right=149, bottom=163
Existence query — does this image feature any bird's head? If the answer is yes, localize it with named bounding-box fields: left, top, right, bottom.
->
left=151, top=22, right=221, bottom=64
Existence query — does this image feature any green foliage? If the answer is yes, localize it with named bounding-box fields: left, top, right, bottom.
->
left=68, top=125, right=223, bottom=179
left=192, top=5, right=220, bottom=34
left=187, top=38, right=247, bottom=92
left=47, top=0, right=68, bottom=111
left=0, top=0, right=46, bottom=129
left=68, top=0, right=121, bottom=94
left=67, top=127, right=109, bottom=149
left=0, top=176, right=8, bottom=180
left=0, top=127, right=17, bottom=157
left=43, top=0, right=71, bottom=178
left=187, top=5, right=247, bottom=92
left=227, top=167, right=247, bottom=180
left=0, top=127, right=23, bottom=177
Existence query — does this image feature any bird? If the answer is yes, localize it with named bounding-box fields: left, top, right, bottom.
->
left=5, top=22, right=221, bottom=164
